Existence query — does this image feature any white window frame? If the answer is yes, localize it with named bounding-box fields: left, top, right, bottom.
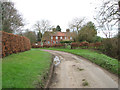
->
left=70, top=37, right=72, bottom=40
left=65, top=36, right=67, bottom=39
left=48, top=41, right=50, bottom=44
left=51, top=36, right=53, bottom=39
left=60, top=36, right=62, bottom=39
left=56, top=36, right=58, bottom=39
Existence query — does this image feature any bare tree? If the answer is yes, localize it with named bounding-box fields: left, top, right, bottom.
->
left=1, top=1, right=24, bottom=33
left=34, top=20, right=51, bottom=34
left=22, top=29, right=37, bottom=44
left=94, top=0, right=119, bottom=38
left=69, top=17, right=85, bottom=34
left=33, top=19, right=52, bottom=44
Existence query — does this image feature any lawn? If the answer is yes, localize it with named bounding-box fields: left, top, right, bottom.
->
left=2, top=49, right=52, bottom=88
left=40, top=48, right=119, bottom=76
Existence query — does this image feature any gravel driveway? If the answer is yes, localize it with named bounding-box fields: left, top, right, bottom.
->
left=41, top=49, right=118, bottom=88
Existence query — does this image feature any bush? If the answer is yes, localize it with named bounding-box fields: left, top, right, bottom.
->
left=101, top=38, right=119, bottom=60
left=93, top=36, right=102, bottom=42
left=60, top=40, right=73, bottom=44
left=71, top=42, right=79, bottom=49
left=79, top=41, right=89, bottom=48
left=52, top=44, right=65, bottom=48
left=43, top=44, right=50, bottom=48
left=1, top=31, right=31, bottom=58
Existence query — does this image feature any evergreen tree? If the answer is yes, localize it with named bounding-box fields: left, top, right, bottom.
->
left=37, top=31, right=42, bottom=42
left=56, top=25, right=61, bottom=32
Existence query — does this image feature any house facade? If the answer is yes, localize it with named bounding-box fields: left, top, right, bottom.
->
left=42, top=30, right=73, bottom=45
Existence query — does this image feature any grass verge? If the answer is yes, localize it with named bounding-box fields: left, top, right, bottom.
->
left=2, top=49, right=52, bottom=88
left=38, top=48, right=119, bottom=76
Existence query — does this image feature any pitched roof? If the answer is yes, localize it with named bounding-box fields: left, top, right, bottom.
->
left=51, top=32, right=72, bottom=37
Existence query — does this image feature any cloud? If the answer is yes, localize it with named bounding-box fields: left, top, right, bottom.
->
left=12, top=0, right=102, bottom=31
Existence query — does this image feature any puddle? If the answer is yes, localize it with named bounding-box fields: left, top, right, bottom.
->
left=54, top=56, right=61, bottom=66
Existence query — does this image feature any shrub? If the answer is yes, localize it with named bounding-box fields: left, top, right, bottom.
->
left=52, top=44, right=65, bottom=48
left=71, top=42, right=79, bottom=49
left=94, top=42, right=102, bottom=47
left=101, top=38, right=119, bottom=60
left=43, top=44, right=50, bottom=48
left=1, top=31, right=31, bottom=58
left=60, top=40, right=73, bottom=44
left=79, top=41, right=89, bottom=48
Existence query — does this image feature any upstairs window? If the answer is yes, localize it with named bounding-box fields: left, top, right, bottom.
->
left=51, top=36, right=53, bottom=39
left=56, top=36, right=58, bottom=39
left=60, top=36, right=62, bottom=39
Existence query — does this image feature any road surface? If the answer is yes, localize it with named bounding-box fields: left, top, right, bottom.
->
left=42, top=50, right=118, bottom=88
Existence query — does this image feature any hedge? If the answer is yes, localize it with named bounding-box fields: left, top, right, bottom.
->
left=71, top=42, right=102, bottom=49
left=32, top=44, right=65, bottom=48
left=1, top=31, right=31, bottom=58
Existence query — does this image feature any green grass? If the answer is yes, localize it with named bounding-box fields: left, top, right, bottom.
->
left=38, top=48, right=119, bottom=76
left=2, top=49, right=52, bottom=88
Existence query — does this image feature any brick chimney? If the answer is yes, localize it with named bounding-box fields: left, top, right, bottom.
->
left=66, top=29, right=70, bottom=32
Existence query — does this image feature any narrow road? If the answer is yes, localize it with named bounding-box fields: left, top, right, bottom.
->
left=42, top=50, right=118, bottom=88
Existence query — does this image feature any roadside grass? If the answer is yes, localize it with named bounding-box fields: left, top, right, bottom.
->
left=38, top=48, right=119, bottom=76
left=2, top=49, right=52, bottom=88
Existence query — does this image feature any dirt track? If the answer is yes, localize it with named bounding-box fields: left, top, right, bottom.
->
left=42, top=50, right=118, bottom=88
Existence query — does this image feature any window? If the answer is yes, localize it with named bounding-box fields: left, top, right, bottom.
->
left=70, top=37, right=72, bottom=40
left=65, top=37, right=67, bottom=39
left=56, top=36, right=58, bottom=39
left=53, top=41, right=55, bottom=44
left=60, top=36, right=62, bottom=39
left=35, top=43, right=38, bottom=45
left=51, top=36, right=53, bottom=39
left=56, top=41, right=58, bottom=44
left=48, top=41, right=50, bottom=44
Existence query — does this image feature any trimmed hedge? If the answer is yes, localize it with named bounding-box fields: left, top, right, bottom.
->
left=71, top=42, right=102, bottom=49
left=1, top=31, right=31, bottom=57
left=32, top=44, right=65, bottom=48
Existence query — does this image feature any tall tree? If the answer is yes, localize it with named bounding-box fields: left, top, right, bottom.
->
left=37, top=31, right=42, bottom=42
left=34, top=20, right=51, bottom=34
left=0, top=1, right=2, bottom=31
left=56, top=25, right=61, bottom=32
left=23, top=30, right=37, bottom=44
left=52, top=28, right=56, bottom=32
left=1, top=1, right=24, bottom=33
left=78, top=21, right=97, bottom=42
left=69, top=17, right=85, bottom=34
left=94, top=0, right=119, bottom=38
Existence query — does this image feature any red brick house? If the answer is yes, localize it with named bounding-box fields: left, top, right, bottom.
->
left=42, top=30, right=73, bottom=45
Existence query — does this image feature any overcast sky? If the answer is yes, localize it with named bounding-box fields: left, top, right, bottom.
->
left=10, top=0, right=117, bottom=37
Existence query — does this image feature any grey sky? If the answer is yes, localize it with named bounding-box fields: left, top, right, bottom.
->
left=11, top=0, right=102, bottom=28
left=11, top=0, right=117, bottom=37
